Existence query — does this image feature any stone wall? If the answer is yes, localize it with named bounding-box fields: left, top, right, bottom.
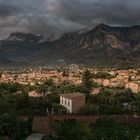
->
left=19, top=115, right=140, bottom=134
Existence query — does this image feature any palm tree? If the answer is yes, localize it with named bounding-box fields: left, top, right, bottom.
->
left=38, top=84, right=48, bottom=113
left=37, top=79, right=54, bottom=113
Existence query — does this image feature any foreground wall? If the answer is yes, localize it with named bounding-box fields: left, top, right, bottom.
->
left=30, top=115, right=140, bottom=133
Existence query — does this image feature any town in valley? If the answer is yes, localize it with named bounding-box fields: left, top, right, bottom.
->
left=1, top=65, right=140, bottom=139
left=1, top=0, right=140, bottom=139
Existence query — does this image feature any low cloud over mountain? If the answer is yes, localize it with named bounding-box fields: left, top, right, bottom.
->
left=0, top=0, right=140, bottom=38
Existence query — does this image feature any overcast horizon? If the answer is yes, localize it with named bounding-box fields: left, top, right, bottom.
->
left=0, top=0, right=140, bottom=39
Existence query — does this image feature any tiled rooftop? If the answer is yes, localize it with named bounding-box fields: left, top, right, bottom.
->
left=60, top=92, right=85, bottom=99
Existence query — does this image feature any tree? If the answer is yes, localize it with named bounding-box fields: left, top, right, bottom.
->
left=43, top=120, right=93, bottom=140
left=62, top=69, right=69, bottom=77
left=44, top=79, right=55, bottom=87
left=37, top=79, right=55, bottom=113
left=82, top=69, right=93, bottom=93
left=0, top=72, right=2, bottom=79
left=93, top=120, right=140, bottom=140
left=0, top=114, right=30, bottom=140
left=15, top=93, right=29, bottom=112
left=78, top=104, right=99, bottom=115
left=38, top=84, right=48, bottom=113
left=93, top=72, right=114, bottom=79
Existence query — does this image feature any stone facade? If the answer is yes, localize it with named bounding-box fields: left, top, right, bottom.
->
left=125, top=82, right=140, bottom=93
left=18, top=115, right=140, bottom=134
left=60, top=93, right=85, bottom=113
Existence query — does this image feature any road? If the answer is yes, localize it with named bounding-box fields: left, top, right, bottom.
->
left=26, top=133, right=46, bottom=140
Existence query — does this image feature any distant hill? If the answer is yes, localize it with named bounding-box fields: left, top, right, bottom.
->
left=0, top=24, right=140, bottom=69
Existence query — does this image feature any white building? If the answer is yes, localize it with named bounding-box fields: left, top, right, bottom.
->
left=60, top=93, right=85, bottom=113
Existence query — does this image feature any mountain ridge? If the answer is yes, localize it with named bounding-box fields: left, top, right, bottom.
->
left=0, top=24, right=140, bottom=69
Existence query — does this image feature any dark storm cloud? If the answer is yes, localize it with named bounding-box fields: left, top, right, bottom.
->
left=0, top=4, right=17, bottom=18
left=54, top=0, right=140, bottom=26
left=0, top=0, right=140, bottom=38
left=0, top=0, right=22, bottom=18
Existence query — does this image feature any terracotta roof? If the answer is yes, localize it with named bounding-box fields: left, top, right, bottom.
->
left=60, top=93, right=85, bottom=99
left=133, top=81, right=140, bottom=86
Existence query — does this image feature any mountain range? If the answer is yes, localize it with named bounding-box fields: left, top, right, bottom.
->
left=0, top=23, right=140, bottom=69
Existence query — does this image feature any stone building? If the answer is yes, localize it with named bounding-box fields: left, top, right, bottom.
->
left=28, top=90, right=43, bottom=97
left=125, top=81, right=140, bottom=93
left=60, top=93, right=85, bottom=113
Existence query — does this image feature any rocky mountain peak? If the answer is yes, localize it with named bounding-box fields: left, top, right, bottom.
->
left=7, top=32, right=44, bottom=42
left=93, top=23, right=111, bottom=32
left=0, top=24, right=140, bottom=68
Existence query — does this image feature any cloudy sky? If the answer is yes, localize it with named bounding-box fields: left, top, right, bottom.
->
left=0, top=0, right=140, bottom=38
